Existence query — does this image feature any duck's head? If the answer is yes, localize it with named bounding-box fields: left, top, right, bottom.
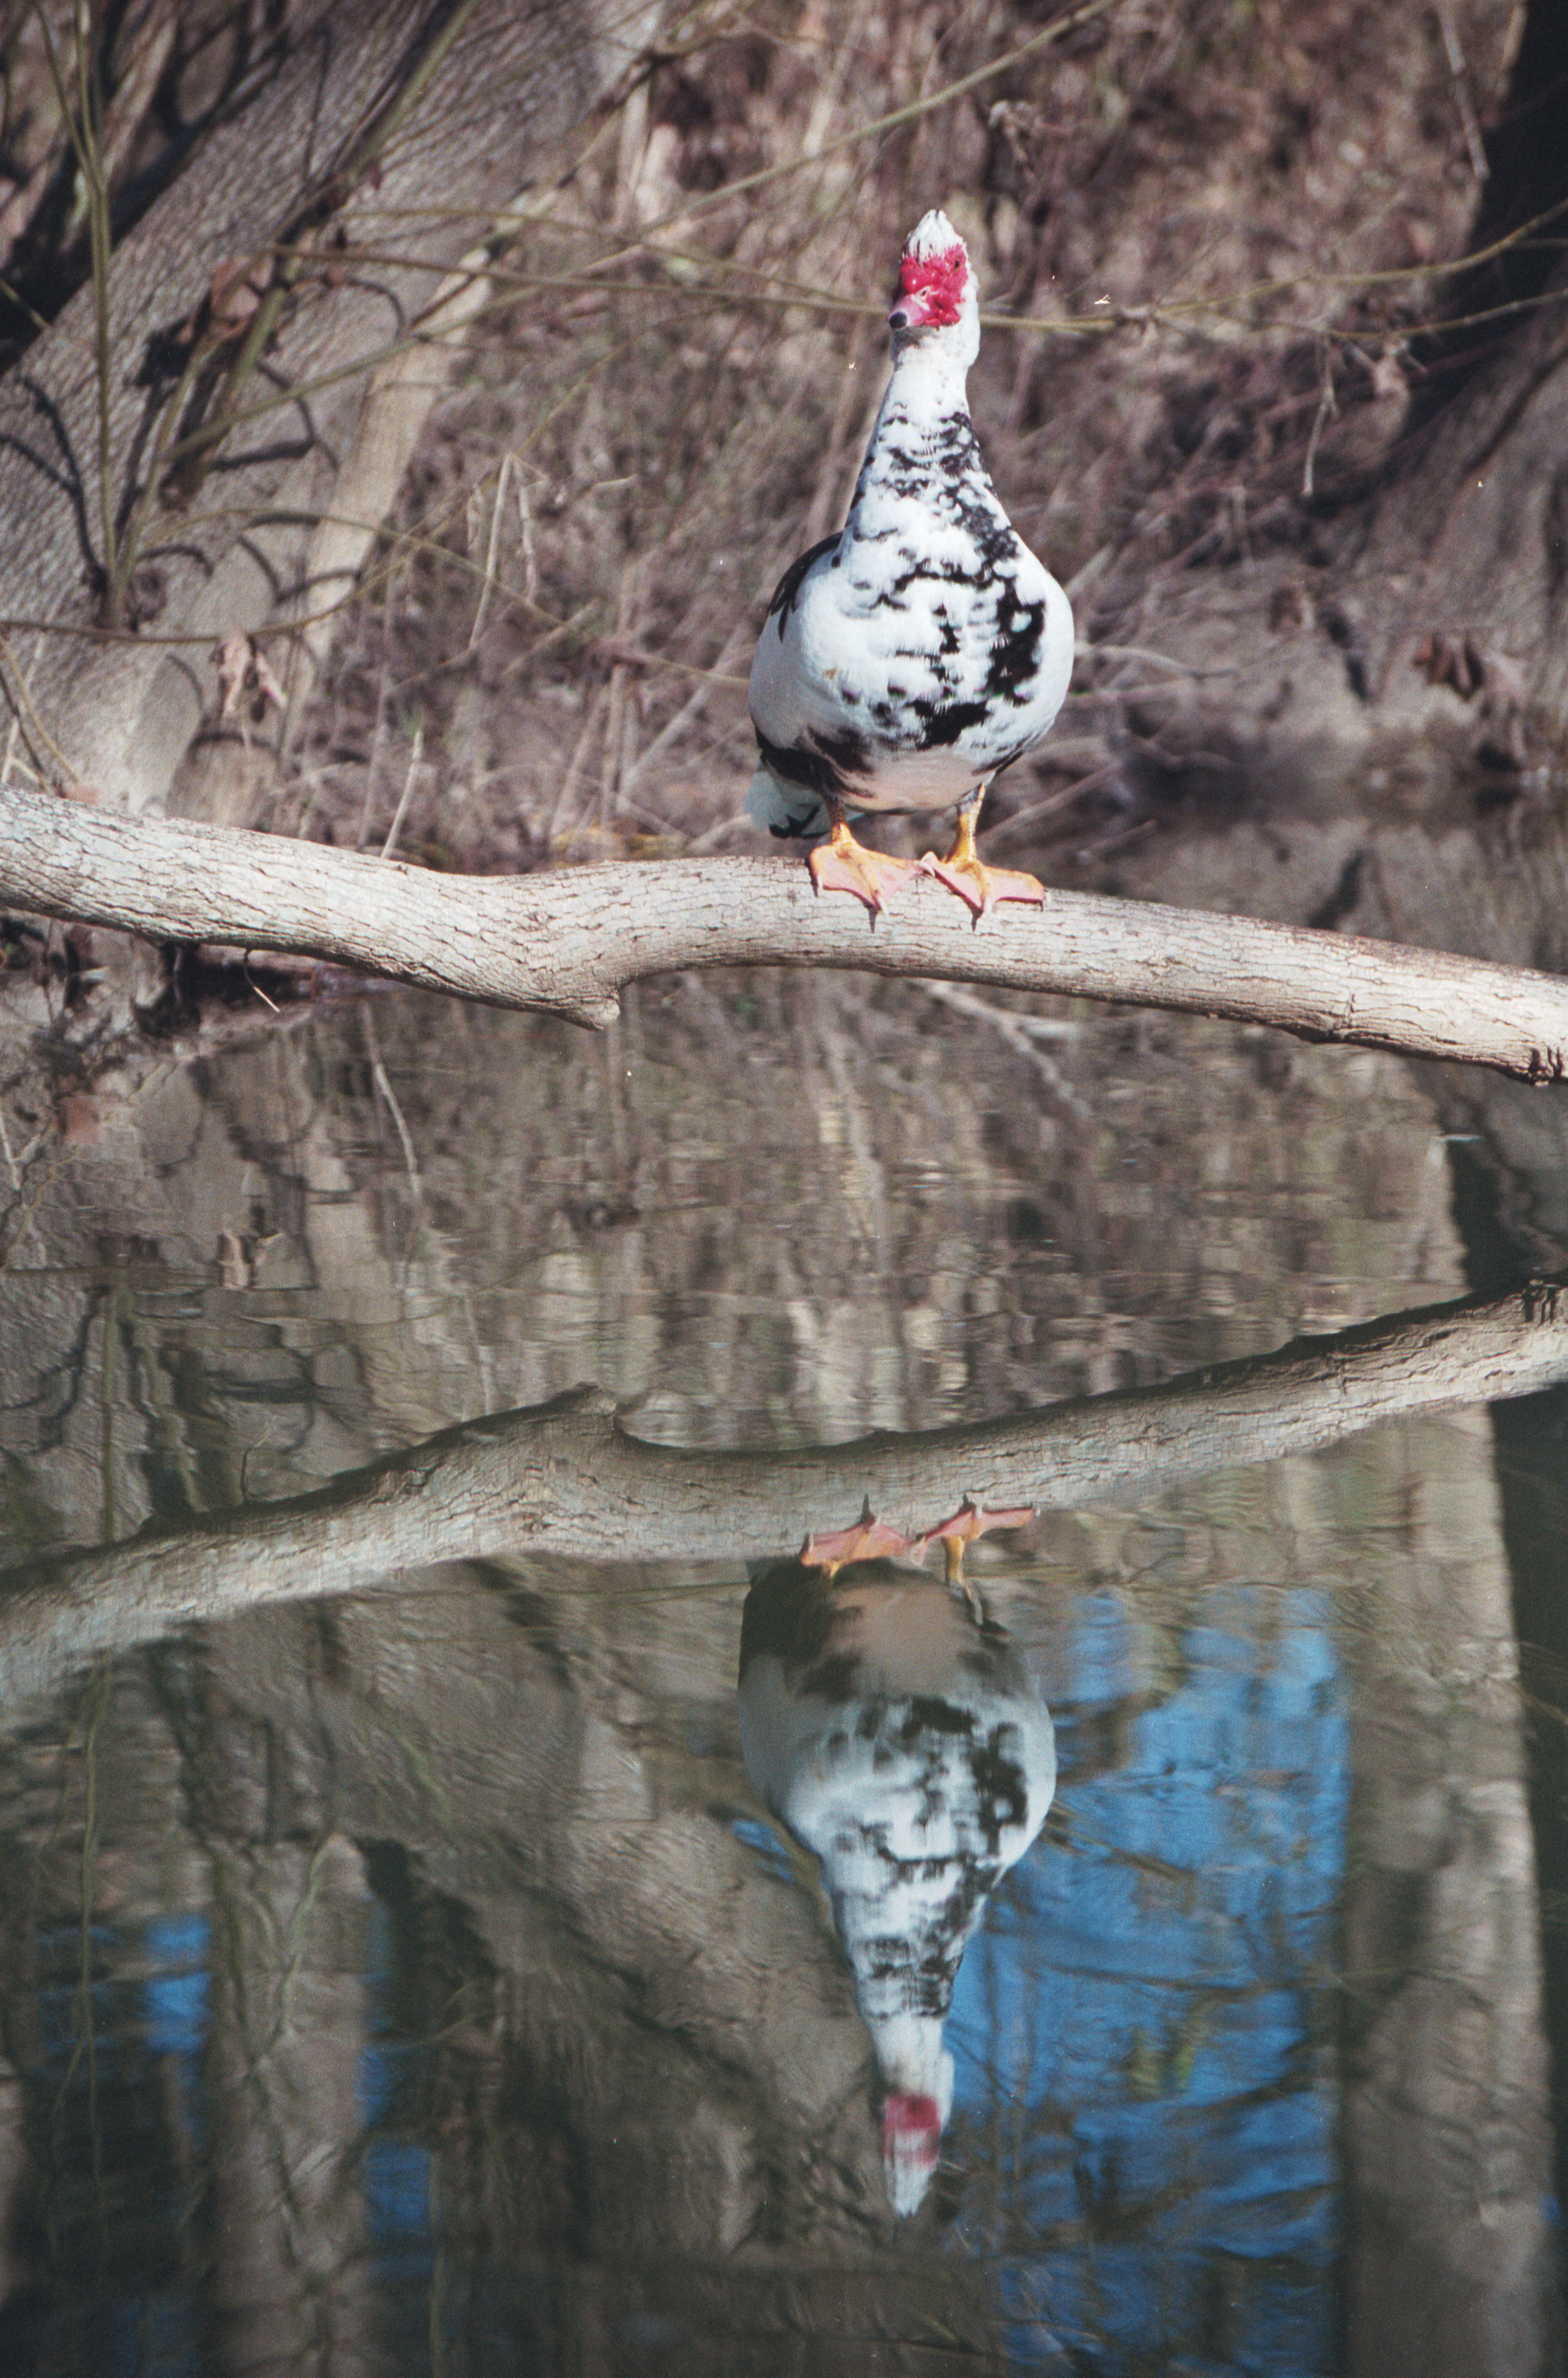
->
left=888, top=210, right=980, bottom=370
left=874, top=2012, right=955, bottom=2217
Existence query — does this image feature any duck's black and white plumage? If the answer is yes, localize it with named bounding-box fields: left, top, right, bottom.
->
left=747, top=209, right=1074, bottom=917
left=738, top=1559, right=1056, bottom=2215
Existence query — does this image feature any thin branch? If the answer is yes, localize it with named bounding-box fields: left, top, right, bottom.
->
left=0, top=631, right=71, bottom=783
left=2, top=785, right=1567, bottom=1076
left=73, top=0, right=117, bottom=617
left=1435, top=0, right=1489, bottom=190
left=379, top=719, right=423, bottom=860
left=162, top=0, right=493, bottom=509
left=467, top=449, right=514, bottom=650
left=31, top=0, right=118, bottom=606
left=624, top=0, right=1126, bottom=247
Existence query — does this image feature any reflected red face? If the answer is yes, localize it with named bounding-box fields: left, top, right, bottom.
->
left=880, top=2090, right=943, bottom=2215
left=880, top=2091, right=942, bottom=2142
left=888, top=245, right=967, bottom=331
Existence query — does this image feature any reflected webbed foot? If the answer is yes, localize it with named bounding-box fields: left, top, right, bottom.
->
left=801, top=1501, right=917, bottom=1576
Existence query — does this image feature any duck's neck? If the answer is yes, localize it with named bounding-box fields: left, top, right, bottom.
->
left=870, top=2010, right=954, bottom=2110
left=846, top=349, right=976, bottom=525
left=886, top=336, right=974, bottom=418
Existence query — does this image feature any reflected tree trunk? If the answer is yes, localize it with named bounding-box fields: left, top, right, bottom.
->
left=1339, top=1409, right=1555, bottom=2378
left=204, top=1835, right=375, bottom=2378
left=164, top=1658, right=376, bottom=2378
left=0, top=2054, right=28, bottom=2311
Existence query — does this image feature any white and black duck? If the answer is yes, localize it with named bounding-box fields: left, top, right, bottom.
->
left=747, top=209, right=1075, bottom=917
left=738, top=1556, right=1056, bottom=2215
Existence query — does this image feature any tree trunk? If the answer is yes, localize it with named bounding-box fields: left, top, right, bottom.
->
left=0, top=0, right=657, bottom=817
left=1099, top=0, right=1568, bottom=801
left=6, top=783, right=1568, bottom=1072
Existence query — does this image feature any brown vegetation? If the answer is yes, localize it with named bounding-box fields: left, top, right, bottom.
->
left=0, top=0, right=1562, bottom=1029
left=269, top=0, right=1530, bottom=875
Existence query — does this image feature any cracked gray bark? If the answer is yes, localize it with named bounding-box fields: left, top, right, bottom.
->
left=4, top=781, right=1568, bottom=1075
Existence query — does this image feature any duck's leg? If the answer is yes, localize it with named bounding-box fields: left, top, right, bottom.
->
left=939, top=1535, right=986, bottom=1620
left=808, top=801, right=919, bottom=917
left=911, top=1497, right=1036, bottom=1615
left=917, top=785, right=1046, bottom=918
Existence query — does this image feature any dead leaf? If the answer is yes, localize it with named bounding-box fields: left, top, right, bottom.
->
left=124, top=562, right=167, bottom=629
left=1268, top=582, right=1309, bottom=634
left=1369, top=350, right=1407, bottom=406
left=1480, top=648, right=1527, bottom=708
left=58, top=1093, right=98, bottom=1146
left=214, top=631, right=287, bottom=738
left=1411, top=632, right=1527, bottom=709
left=1411, top=630, right=1482, bottom=699
left=207, top=253, right=272, bottom=337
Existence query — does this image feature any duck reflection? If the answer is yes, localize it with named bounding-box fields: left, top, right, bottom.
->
left=738, top=1554, right=1056, bottom=2215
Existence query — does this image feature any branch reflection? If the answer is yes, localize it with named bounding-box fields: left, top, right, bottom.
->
left=3, top=1276, right=1567, bottom=1707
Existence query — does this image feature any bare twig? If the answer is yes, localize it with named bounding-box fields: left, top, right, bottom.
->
left=1302, top=338, right=1336, bottom=500
left=162, top=0, right=493, bottom=511
left=0, top=631, right=56, bottom=787
left=917, top=982, right=1091, bottom=1119
left=380, top=721, right=424, bottom=861
left=1436, top=1, right=1489, bottom=190
left=547, top=683, right=609, bottom=849
left=619, top=621, right=751, bottom=803
left=980, top=768, right=1121, bottom=850
left=32, top=2, right=118, bottom=610
left=467, top=451, right=515, bottom=651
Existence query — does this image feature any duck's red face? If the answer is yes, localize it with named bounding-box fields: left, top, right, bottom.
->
left=888, top=243, right=968, bottom=332
left=880, top=2091, right=943, bottom=2213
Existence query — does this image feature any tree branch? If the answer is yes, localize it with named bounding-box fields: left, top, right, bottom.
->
left=3, top=1277, right=1566, bottom=1704
left=3, top=783, right=1568, bottom=1075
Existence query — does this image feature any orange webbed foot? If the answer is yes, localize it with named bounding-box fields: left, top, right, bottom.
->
left=801, top=1501, right=917, bottom=1577
left=914, top=849, right=1046, bottom=920
left=916, top=792, right=1046, bottom=920
left=809, top=820, right=918, bottom=917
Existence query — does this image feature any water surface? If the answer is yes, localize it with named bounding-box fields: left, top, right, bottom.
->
left=0, top=972, right=1562, bottom=2374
